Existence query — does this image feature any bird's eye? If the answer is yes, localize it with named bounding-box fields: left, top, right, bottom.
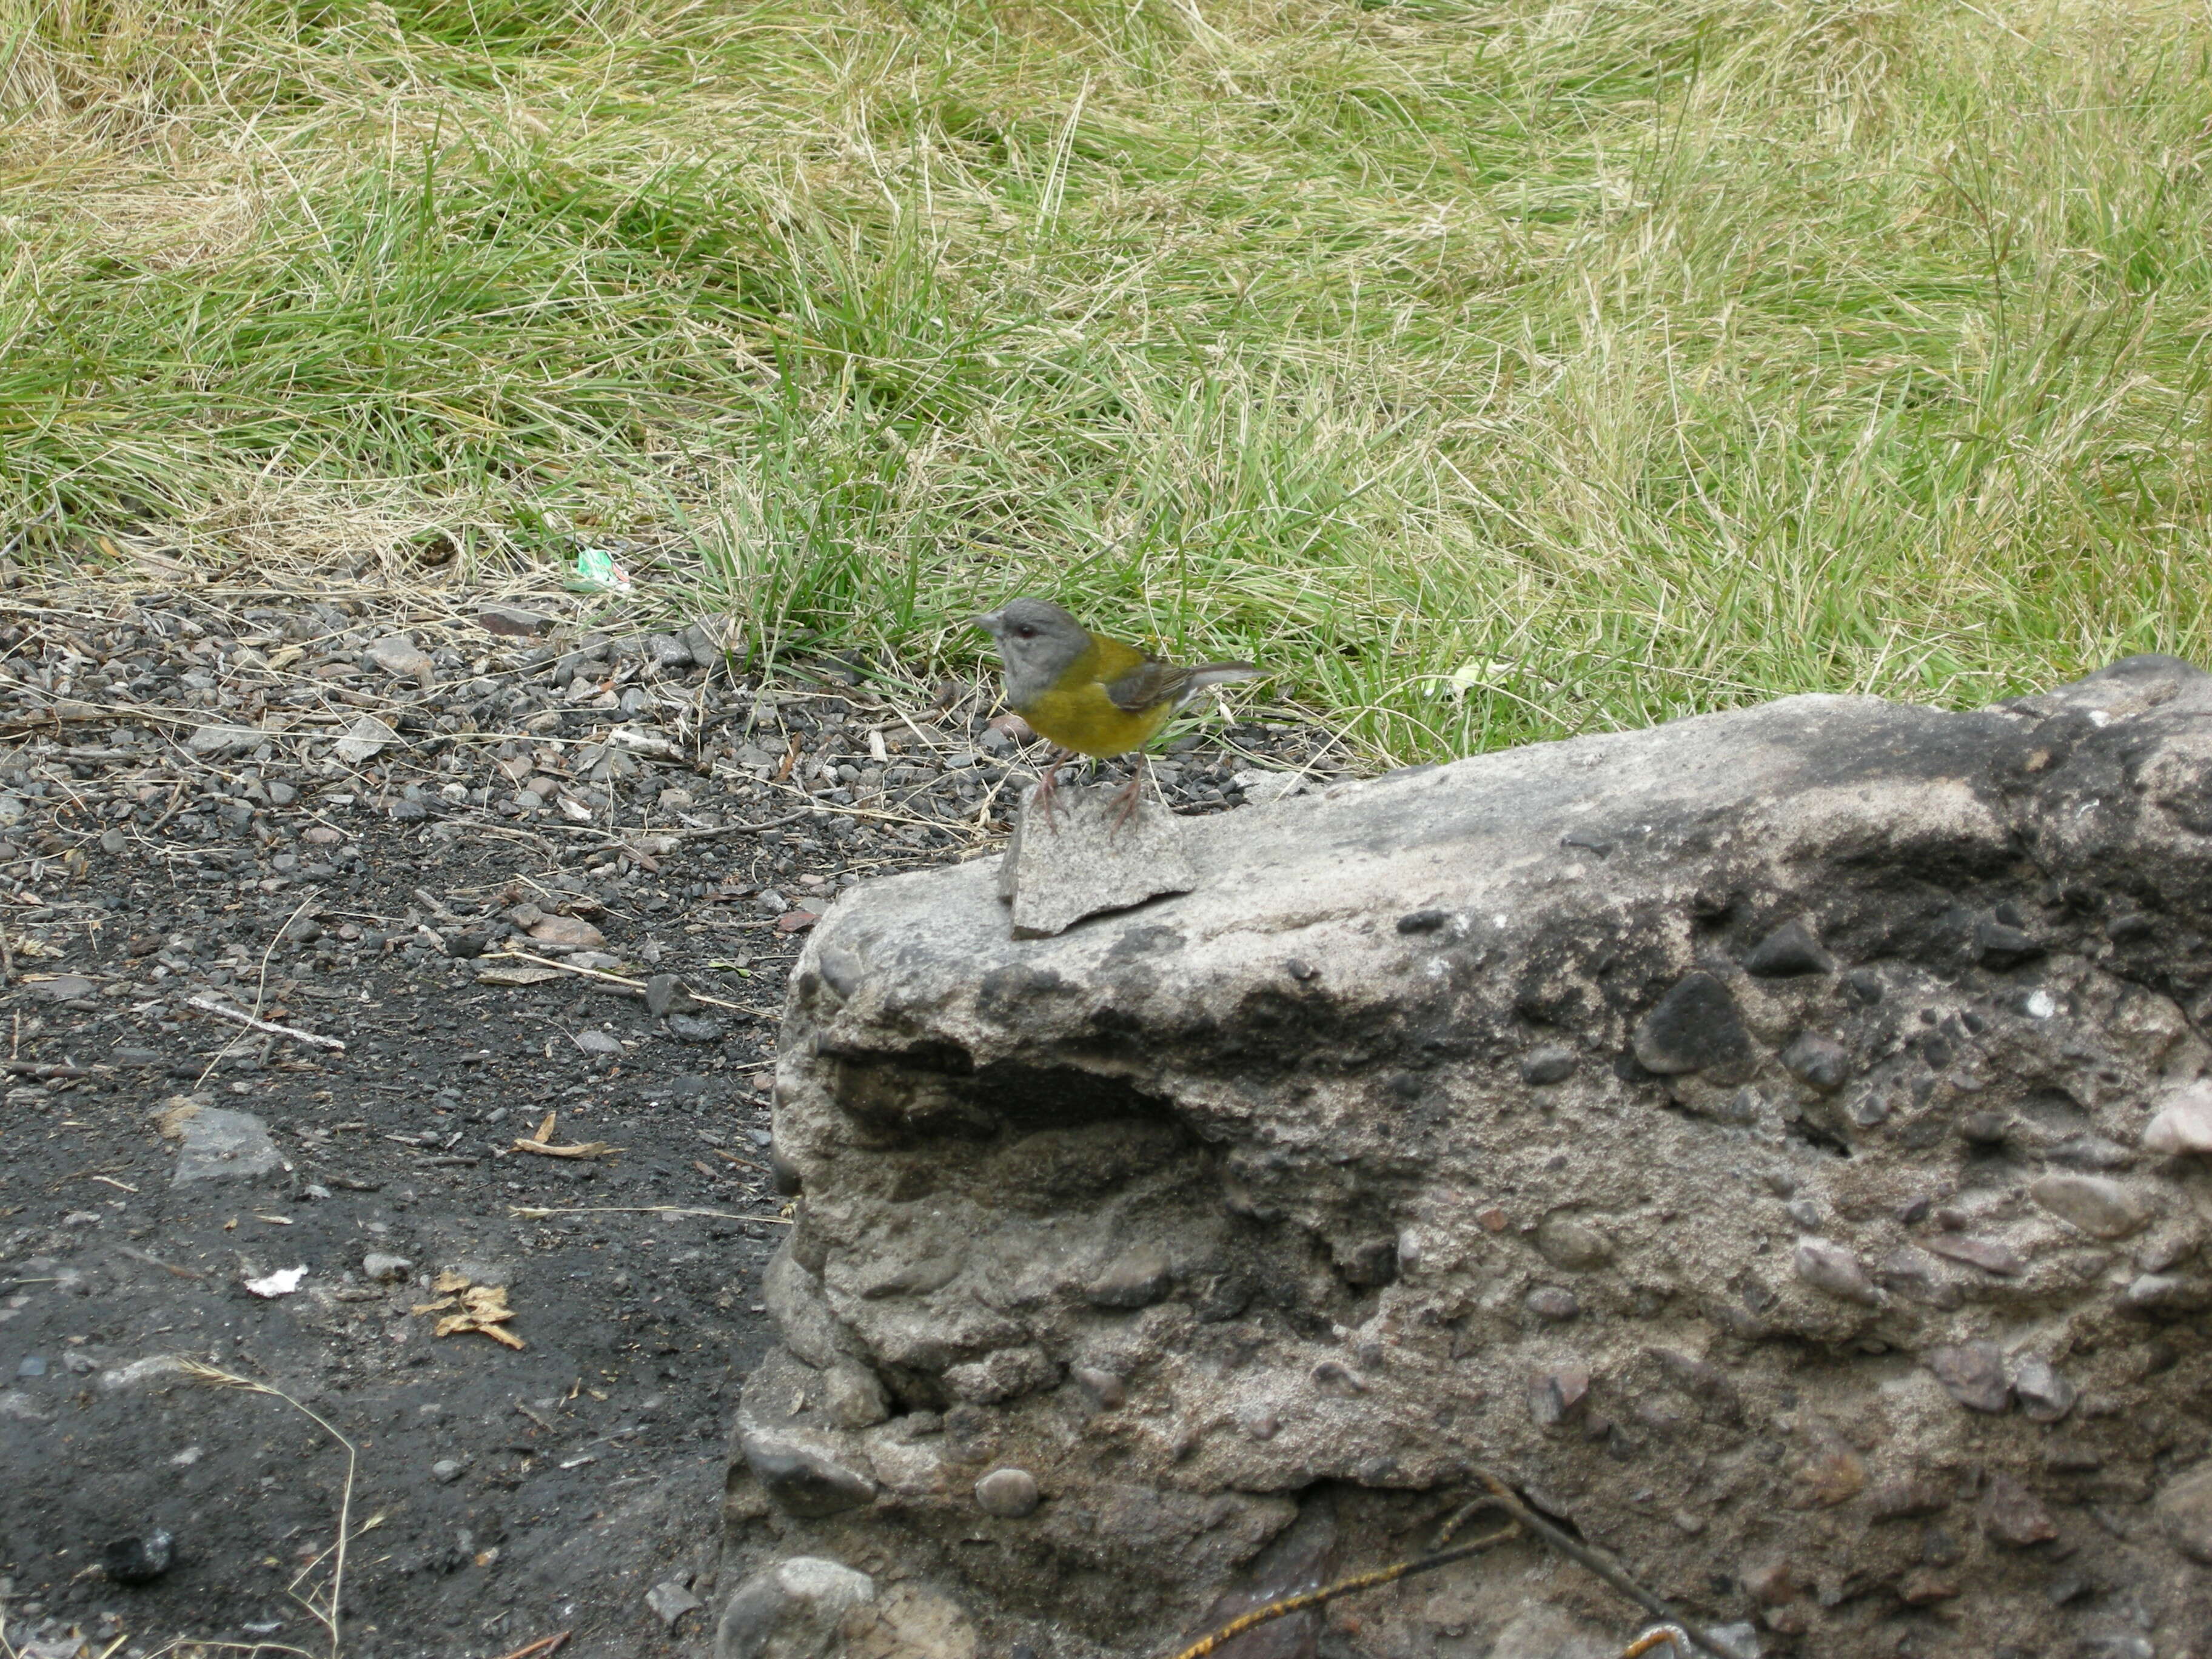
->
left=1015, top=625, right=1036, bottom=638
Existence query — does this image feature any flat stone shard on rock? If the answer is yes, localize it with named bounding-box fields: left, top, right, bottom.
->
left=645, top=973, right=699, bottom=1017
left=731, top=657, right=2212, bottom=1657
left=1178, top=1496, right=1336, bottom=1659
left=996, top=785, right=1197, bottom=939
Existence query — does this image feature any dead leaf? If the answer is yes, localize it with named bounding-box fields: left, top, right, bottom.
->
left=414, top=1275, right=526, bottom=1350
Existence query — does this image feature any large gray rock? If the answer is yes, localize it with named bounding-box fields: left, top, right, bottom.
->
left=727, top=658, right=2212, bottom=1657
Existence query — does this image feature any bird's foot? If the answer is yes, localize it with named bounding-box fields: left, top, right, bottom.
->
left=1031, top=757, right=1066, bottom=832
left=1107, top=771, right=1147, bottom=836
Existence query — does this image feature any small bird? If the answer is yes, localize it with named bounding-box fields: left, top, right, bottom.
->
left=974, top=597, right=1260, bottom=827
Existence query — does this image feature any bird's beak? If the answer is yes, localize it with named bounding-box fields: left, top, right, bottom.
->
left=973, top=609, right=1004, bottom=637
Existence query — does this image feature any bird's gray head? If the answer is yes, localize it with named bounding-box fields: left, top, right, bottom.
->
left=974, top=597, right=1092, bottom=706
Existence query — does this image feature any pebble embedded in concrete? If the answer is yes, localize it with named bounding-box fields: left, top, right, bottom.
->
left=2029, top=1173, right=2154, bottom=1239
left=1523, top=1285, right=1578, bottom=1321
left=1520, top=1045, right=1576, bottom=1085
left=1526, top=1366, right=1589, bottom=1428
left=1793, top=1240, right=1879, bottom=1305
left=2012, top=1356, right=2077, bottom=1424
left=1927, top=1343, right=2011, bottom=1413
left=2145, top=1082, right=2212, bottom=1155
left=1535, top=1215, right=1614, bottom=1270
left=1632, top=972, right=1755, bottom=1078
left=974, top=1467, right=1041, bottom=1519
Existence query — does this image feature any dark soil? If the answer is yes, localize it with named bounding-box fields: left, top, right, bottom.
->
left=0, top=582, right=1346, bottom=1659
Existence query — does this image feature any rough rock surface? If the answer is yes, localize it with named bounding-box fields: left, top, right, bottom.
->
left=728, top=658, right=2212, bottom=1657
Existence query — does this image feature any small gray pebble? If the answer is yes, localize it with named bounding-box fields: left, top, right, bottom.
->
left=974, top=1467, right=1041, bottom=1518
left=1521, top=1045, right=1575, bottom=1085
left=1524, top=1286, right=1580, bottom=1321
left=363, top=1252, right=414, bottom=1284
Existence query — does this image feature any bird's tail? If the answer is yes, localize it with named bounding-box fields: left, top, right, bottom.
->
left=1179, top=662, right=1261, bottom=702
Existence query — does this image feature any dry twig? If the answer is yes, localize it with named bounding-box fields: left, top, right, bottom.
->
left=187, top=993, right=346, bottom=1053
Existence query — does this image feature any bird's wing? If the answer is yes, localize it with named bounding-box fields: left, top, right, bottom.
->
left=1101, top=657, right=1193, bottom=713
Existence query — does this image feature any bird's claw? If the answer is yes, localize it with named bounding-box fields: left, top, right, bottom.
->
left=1031, top=757, right=1065, bottom=833
left=1107, top=773, right=1145, bottom=836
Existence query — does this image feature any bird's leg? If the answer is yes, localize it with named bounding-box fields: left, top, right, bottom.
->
left=1107, top=767, right=1147, bottom=835
left=1031, top=750, right=1068, bottom=831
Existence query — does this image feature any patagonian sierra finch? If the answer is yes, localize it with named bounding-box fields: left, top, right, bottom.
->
left=975, top=597, right=1261, bottom=828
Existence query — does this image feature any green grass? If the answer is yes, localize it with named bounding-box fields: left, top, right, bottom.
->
left=4, top=0, right=2211, bottom=757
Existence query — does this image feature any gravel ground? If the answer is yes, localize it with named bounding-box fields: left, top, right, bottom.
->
left=0, top=581, right=1346, bottom=1659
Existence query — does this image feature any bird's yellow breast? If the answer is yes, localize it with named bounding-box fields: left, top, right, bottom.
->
left=1013, top=637, right=1174, bottom=759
